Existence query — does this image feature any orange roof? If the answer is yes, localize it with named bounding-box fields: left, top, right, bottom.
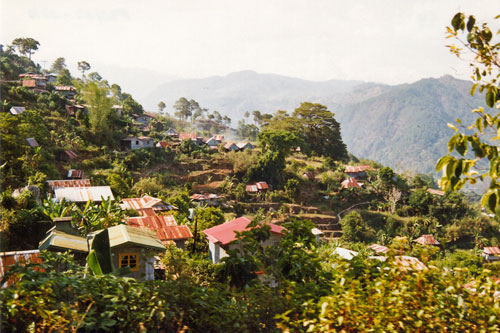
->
left=47, top=179, right=91, bottom=191
left=126, top=215, right=192, bottom=244
left=342, top=177, right=361, bottom=188
left=0, top=250, right=43, bottom=286
left=414, top=234, right=440, bottom=245
left=484, top=247, right=500, bottom=255
left=121, top=196, right=176, bottom=211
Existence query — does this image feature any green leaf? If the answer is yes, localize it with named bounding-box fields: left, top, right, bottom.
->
left=470, top=83, right=478, bottom=96
left=451, top=13, right=465, bottom=31
left=486, top=90, right=496, bottom=108
left=466, top=16, right=476, bottom=32
left=447, top=123, right=457, bottom=131
left=436, top=156, right=452, bottom=172
left=87, top=250, right=103, bottom=276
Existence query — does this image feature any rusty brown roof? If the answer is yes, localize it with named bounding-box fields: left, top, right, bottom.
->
left=47, top=179, right=91, bottom=191
left=414, top=234, right=440, bottom=246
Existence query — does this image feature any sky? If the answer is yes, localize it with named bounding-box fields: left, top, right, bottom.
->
left=2, top=0, right=500, bottom=88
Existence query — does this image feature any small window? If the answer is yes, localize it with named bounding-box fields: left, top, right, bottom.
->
left=136, top=140, right=139, bottom=145
left=119, top=253, right=139, bottom=271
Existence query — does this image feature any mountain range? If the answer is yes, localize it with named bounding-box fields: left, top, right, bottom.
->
left=139, top=71, right=486, bottom=174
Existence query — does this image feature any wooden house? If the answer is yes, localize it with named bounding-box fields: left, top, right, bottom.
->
left=190, top=193, right=220, bottom=206
left=224, top=142, right=239, bottom=152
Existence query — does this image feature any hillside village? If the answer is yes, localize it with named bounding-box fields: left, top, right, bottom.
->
left=2, top=35, right=500, bottom=331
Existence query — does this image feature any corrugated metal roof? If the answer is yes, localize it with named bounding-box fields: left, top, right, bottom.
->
left=55, top=86, right=76, bottom=91
left=342, top=177, right=361, bottom=188
left=256, top=182, right=269, bottom=190
left=190, top=193, right=220, bottom=201
left=106, top=225, right=166, bottom=251
left=0, top=250, right=42, bottom=278
left=127, top=216, right=192, bottom=244
left=47, top=179, right=91, bottom=191
left=394, top=256, right=427, bottom=271
left=334, top=247, right=359, bottom=260
left=179, top=133, right=197, bottom=141
left=54, top=186, right=114, bottom=203
left=10, top=106, right=25, bottom=115
left=414, top=234, right=440, bottom=246
left=224, top=142, right=238, bottom=150
left=246, top=185, right=258, bottom=193
left=67, top=169, right=84, bottom=179
left=26, top=137, right=39, bottom=147
left=427, top=188, right=445, bottom=196
left=203, top=217, right=284, bottom=246
left=64, top=150, right=78, bottom=159
left=237, top=142, right=254, bottom=149
left=368, top=244, right=390, bottom=254
left=484, top=247, right=500, bottom=255
left=39, top=230, right=89, bottom=253
left=345, top=165, right=374, bottom=173
left=121, top=196, right=175, bottom=211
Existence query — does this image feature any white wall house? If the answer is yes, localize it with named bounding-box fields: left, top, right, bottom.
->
left=121, top=136, right=154, bottom=150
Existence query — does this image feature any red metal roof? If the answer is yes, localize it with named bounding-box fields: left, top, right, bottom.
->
left=256, top=182, right=269, bottom=190
left=202, top=217, right=284, bottom=246
left=47, top=179, right=91, bottom=191
left=414, top=234, right=440, bottom=246
left=246, top=185, right=258, bottom=193
left=127, top=215, right=192, bottom=243
left=368, top=244, right=390, bottom=254
left=484, top=247, right=500, bottom=255
left=0, top=250, right=43, bottom=286
left=342, top=177, right=361, bottom=188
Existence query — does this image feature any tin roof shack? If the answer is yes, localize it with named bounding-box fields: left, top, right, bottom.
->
left=203, top=217, right=284, bottom=263
left=127, top=215, right=192, bottom=250
left=482, top=247, right=500, bottom=262
left=224, top=142, right=239, bottom=152
left=190, top=193, right=220, bottom=206
left=246, top=182, right=269, bottom=194
left=39, top=217, right=89, bottom=263
left=121, top=196, right=177, bottom=215
left=103, top=225, right=166, bottom=280
left=47, top=179, right=91, bottom=193
left=21, top=74, right=47, bottom=92
left=9, top=106, right=25, bottom=115
left=0, top=250, right=43, bottom=287
left=236, top=142, right=254, bottom=151
left=131, top=113, right=154, bottom=128
left=414, top=234, right=440, bottom=246
left=121, top=136, right=154, bottom=150
left=53, top=186, right=114, bottom=204
left=341, top=177, right=362, bottom=189
left=55, top=86, right=76, bottom=99
left=67, top=169, right=85, bottom=179
left=345, top=165, right=374, bottom=179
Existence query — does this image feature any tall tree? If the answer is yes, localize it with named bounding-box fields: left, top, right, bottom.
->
left=158, top=101, right=166, bottom=115
left=80, top=80, right=114, bottom=143
left=77, top=61, right=91, bottom=78
left=252, top=110, right=262, bottom=126
left=50, top=57, right=66, bottom=73
left=11, top=38, right=39, bottom=59
left=292, top=102, right=348, bottom=161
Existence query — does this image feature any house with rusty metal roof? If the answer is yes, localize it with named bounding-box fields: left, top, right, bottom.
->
left=47, top=179, right=91, bottom=193
left=345, top=165, right=374, bottom=178
left=0, top=250, right=43, bottom=287
left=245, top=181, right=269, bottom=194
left=236, top=142, right=254, bottom=150
left=482, top=247, right=500, bottom=262
left=53, top=186, right=114, bottom=203
left=190, top=193, right=220, bottom=206
left=203, top=217, right=284, bottom=263
left=223, top=142, right=239, bottom=152
left=414, top=234, right=440, bottom=246
left=126, top=215, right=192, bottom=249
left=67, top=169, right=85, bottom=179
left=120, top=196, right=176, bottom=214
left=342, top=177, right=362, bottom=189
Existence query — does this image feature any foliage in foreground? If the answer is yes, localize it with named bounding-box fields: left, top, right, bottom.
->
left=2, top=244, right=500, bottom=332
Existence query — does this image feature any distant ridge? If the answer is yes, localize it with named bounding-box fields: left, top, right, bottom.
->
left=142, top=71, right=485, bottom=174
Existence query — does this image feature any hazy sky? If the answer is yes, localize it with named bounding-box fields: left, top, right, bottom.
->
left=2, top=0, right=499, bottom=85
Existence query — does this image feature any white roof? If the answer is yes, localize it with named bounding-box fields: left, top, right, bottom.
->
left=54, top=186, right=114, bottom=203
left=334, top=247, right=358, bottom=260
left=10, top=106, right=26, bottom=115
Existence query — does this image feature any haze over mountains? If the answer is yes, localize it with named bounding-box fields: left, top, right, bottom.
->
left=138, top=70, right=486, bottom=174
